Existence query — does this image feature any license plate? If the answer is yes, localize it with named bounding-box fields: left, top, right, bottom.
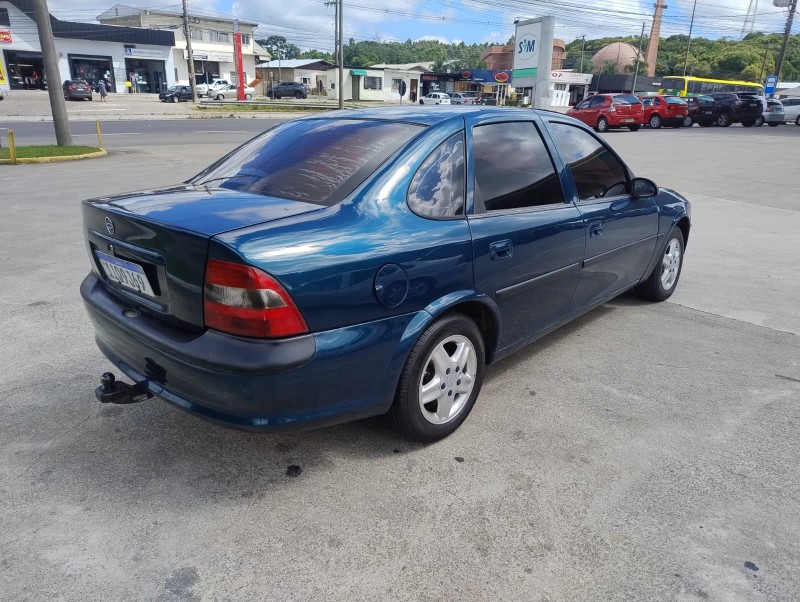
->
left=623, top=118, right=634, bottom=122
left=95, top=251, right=155, bottom=297
left=704, top=110, right=712, bottom=114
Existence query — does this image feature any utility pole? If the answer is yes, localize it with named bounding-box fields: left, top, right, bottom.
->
left=31, top=0, right=72, bottom=146
left=774, top=0, right=798, bottom=84
left=632, top=22, right=646, bottom=94
left=579, top=34, right=586, bottom=72
left=324, top=0, right=338, bottom=96
left=182, top=0, right=197, bottom=102
left=683, top=0, right=697, bottom=76
left=338, top=0, right=344, bottom=109
left=759, top=42, right=772, bottom=81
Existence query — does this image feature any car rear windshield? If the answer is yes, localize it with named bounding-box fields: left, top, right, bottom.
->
left=613, top=95, right=642, bottom=105
left=192, top=119, right=424, bottom=206
left=665, top=96, right=686, bottom=104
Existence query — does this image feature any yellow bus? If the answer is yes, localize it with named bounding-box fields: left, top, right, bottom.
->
left=659, top=76, right=763, bottom=96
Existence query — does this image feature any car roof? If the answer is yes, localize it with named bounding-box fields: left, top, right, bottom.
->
left=301, top=106, right=578, bottom=127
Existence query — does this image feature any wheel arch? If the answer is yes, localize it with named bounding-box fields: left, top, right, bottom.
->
left=676, top=215, right=691, bottom=250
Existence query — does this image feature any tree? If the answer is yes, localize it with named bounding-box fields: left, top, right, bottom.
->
left=257, top=35, right=289, bottom=61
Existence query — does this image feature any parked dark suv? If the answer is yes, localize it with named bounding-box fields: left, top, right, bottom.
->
left=671, top=95, right=721, bottom=127
left=708, top=92, right=762, bottom=127
left=159, top=85, right=193, bottom=103
left=266, top=82, right=308, bottom=99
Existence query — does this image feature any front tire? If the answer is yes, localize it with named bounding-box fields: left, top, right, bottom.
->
left=752, top=116, right=764, bottom=127
left=629, top=124, right=641, bottom=131
left=636, top=229, right=685, bottom=302
left=388, top=313, right=485, bottom=442
left=245, top=93, right=252, bottom=100
left=768, top=121, right=780, bottom=127
left=171, top=96, right=178, bottom=103
left=595, top=117, right=609, bottom=132
left=649, top=114, right=662, bottom=129
left=683, top=116, right=693, bottom=127
left=717, top=111, right=732, bottom=127
left=294, top=91, right=302, bottom=99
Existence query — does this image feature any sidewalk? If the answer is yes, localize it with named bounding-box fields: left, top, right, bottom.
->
left=0, top=90, right=278, bottom=121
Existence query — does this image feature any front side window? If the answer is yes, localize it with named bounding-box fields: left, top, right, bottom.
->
left=192, top=119, right=424, bottom=206
left=548, top=122, right=629, bottom=201
left=472, top=122, right=564, bottom=213
left=407, top=133, right=465, bottom=219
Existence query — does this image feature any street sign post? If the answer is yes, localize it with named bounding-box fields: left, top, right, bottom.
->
left=765, top=75, right=778, bottom=95
left=399, top=80, right=407, bottom=104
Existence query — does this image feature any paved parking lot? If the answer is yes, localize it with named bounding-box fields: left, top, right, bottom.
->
left=1, top=123, right=799, bottom=601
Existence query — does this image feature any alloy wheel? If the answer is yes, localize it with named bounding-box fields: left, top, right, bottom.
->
left=418, top=335, right=477, bottom=425
left=661, top=238, right=681, bottom=291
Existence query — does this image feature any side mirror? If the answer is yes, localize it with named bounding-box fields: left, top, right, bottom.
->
left=632, top=177, right=658, bottom=198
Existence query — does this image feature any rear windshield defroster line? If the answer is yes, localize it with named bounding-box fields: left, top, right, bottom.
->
left=192, top=119, right=425, bottom=206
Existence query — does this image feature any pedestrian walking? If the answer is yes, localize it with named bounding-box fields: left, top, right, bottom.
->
left=98, top=78, right=108, bottom=102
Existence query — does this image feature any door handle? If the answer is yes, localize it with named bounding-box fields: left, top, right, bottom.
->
left=589, top=222, right=603, bottom=237
left=490, top=239, right=513, bottom=260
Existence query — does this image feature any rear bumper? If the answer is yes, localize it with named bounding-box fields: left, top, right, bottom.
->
left=81, top=273, right=415, bottom=432
left=662, top=116, right=685, bottom=126
left=607, top=115, right=642, bottom=127
left=764, top=113, right=784, bottom=123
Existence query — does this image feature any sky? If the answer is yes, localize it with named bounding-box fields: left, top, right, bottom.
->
left=46, top=0, right=796, bottom=53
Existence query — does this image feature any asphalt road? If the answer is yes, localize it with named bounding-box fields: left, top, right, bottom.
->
left=0, top=118, right=288, bottom=147
left=1, top=121, right=799, bottom=601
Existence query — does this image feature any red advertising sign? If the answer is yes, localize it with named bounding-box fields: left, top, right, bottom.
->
left=0, top=31, right=12, bottom=43
left=233, top=32, right=245, bottom=101
left=494, top=71, right=510, bottom=83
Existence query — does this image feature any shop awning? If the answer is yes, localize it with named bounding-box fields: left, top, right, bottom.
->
left=350, top=69, right=368, bottom=76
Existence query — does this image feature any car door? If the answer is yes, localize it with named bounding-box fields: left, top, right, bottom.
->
left=545, top=120, right=659, bottom=310
left=466, top=115, right=585, bottom=349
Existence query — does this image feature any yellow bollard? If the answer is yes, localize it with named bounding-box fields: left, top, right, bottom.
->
left=8, top=129, right=16, bottom=165
left=96, top=120, right=104, bottom=149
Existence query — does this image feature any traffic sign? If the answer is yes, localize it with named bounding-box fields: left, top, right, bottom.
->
left=765, top=75, right=778, bottom=95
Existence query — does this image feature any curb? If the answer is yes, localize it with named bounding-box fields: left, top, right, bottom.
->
left=0, top=149, right=108, bottom=165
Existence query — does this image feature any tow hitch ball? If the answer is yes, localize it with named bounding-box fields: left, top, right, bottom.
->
left=95, top=372, right=153, bottom=404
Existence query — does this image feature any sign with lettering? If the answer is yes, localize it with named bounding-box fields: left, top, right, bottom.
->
left=511, top=16, right=555, bottom=107
left=124, top=47, right=164, bottom=59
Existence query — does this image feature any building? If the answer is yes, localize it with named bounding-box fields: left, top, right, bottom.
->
left=256, top=59, right=334, bottom=95
left=97, top=5, right=268, bottom=88
left=480, top=39, right=566, bottom=71
left=590, top=42, right=639, bottom=74
left=1, top=0, right=174, bottom=93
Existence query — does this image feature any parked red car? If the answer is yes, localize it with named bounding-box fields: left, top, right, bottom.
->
left=639, top=95, right=688, bottom=129
left=567, top=94, right=644, bottom=132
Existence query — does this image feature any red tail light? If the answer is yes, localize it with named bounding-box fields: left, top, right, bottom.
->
left=203, top=258, right=308, bottom=338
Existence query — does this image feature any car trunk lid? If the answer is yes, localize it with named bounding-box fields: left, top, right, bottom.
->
left=82, top=185, right=322, bottom=329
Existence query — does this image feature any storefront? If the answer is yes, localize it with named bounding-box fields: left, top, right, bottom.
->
left=124, top=47, right=167, bottom=93
left=68, top=54, right=114, bottom=91
left=185, top=50, right=234, bottom=85
left=3, top=49, right=45, bottom=89
left=549, top=70, right=592, bottom=107
left=454, top=69, right=513, bottom=104
left=420, top=72, right=458, bottom=96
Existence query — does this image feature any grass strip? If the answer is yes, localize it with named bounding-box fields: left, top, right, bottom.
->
left=0, top=145, right=101, bottom=159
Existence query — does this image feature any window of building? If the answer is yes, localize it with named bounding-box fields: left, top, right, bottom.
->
left=407, top=133, right=465, bottom=219
left=241, top=34, right=250, bottom=45
left=301, top=77, right=311, bottom=86
left=0, top=8, right=10, bottom=26
left=217, top=31, right=229, bottom=43
left=364, top=76, right=382, bottom=90
left=472, top=122, right=563, bottom=212
left=391, top=78, right=403, bottom=92
left=548, top=122, right=629, bottom=201
left=190, top=29, right=202, bottom=41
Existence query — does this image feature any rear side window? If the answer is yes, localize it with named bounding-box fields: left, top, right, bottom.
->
left=665, top=96, right=686, bottom=104
left=407, top=133, right=465, bottom=219
left=589, top=96, right=605, bottom=107
left=613, top=95, right=642, bottom=105
left=472, top=121, right=564, bottom=213
left=192, top=119, right=423, bottom=206
left=549, top=122, right=629, bottom=201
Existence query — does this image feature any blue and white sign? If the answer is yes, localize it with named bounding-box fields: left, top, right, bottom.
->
left=765, top=75, right=778, bottom=95
left=516, top=33, right=539, bottom=63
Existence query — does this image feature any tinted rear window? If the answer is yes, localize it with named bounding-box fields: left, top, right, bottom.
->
left=665, top=96, right=686, bottom=104
left=613, top=95, right=642, bottom=105
left=192, top=119, right=424, bottom=206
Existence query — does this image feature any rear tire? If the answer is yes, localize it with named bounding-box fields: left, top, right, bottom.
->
left=629, top=124, right=641, bottom=131
left=699, top=119, right=713, bottom=127
left=717, top=111, right=732, bottom=127
left=649, top=114, right=662, bottom=129
left=796, top=116, right=800, bottom=126
left=742, top=120, right=756, bottom=127
left=768, top=121, right=780, bottom=127
left=752, top=116, right=764, bottom=127
left=635, top=229, right=685, bottom=302
left=595, top=117, right=609, bottom=132
left=683, top=116, right=693, bottom=127
left=245, top=93, right=252, bottom=100
left=215, top=93, right=224, bottom=100
left=388, top=313, right=485, bottom=442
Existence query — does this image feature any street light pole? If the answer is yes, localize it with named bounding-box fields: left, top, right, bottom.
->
left=683, top=0, right=698, bottom=76
left=338, top=0, right=344, bottom=109
left=31, top=0, right=73, bottom=146
left=579, top=34, right=586, bottom=72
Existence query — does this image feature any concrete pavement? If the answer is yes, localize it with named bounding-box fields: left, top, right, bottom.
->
left=1, top=124, right=799, bottom=601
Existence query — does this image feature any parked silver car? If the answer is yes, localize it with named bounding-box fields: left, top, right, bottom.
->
left=450, top=92, right=475, bottom=105
left=779, top=97, right=800, bottom=125
left=754, top=97, right=784, bottom=127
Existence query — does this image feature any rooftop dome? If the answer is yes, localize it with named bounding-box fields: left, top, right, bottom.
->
left=591, top=42, right=639, bottom=74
